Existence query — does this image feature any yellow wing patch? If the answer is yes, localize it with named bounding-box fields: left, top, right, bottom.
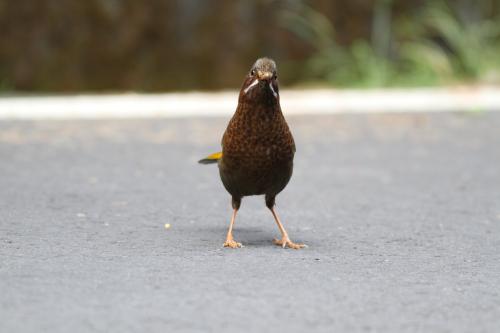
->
left=198, top=152, right=222, bottom=164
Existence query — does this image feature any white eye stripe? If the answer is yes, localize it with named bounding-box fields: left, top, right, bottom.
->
left=269, top=82, right=278, bottom=98
left=244, top=79, right=259, bottom=94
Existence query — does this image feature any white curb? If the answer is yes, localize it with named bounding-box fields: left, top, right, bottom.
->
left=0, top=87, right=499, bottom=120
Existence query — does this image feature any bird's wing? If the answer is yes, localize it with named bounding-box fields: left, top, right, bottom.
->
left=198, top=152, right=222, bottom=164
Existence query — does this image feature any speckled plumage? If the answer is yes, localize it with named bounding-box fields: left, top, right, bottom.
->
left=200, top=57, right=305, bottom=249
left=219, top=63, right=295, bottom=209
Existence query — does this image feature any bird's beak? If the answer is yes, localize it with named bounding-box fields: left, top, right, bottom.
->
left=257, top=70, right=273, bottom=81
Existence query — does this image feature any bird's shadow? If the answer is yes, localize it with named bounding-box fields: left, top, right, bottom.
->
left=192, top=224, right=312, bottom=248
left=194, top=225, right=282, bottom=248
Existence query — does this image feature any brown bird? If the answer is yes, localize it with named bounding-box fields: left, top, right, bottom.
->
left=199, top=57, right=305, bottom=249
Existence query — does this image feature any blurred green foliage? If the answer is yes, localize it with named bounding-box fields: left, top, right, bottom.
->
left=0, top=0, right=499, bottom=92
left=399, top=1, right=500, bottom=85
left=281, top=0, right=500, bottom=87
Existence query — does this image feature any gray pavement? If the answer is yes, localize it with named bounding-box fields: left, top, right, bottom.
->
left=1, top=112, right=500, bottom=332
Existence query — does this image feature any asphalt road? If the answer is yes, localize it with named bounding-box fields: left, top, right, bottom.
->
left=1, top=112, right=500, bottom=332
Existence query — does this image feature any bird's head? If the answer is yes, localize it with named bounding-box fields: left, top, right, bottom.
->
left=239, top=57, right=279, bottom=105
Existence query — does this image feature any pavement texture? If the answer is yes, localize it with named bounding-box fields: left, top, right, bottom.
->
left=1, top=112, right=500, bottom=333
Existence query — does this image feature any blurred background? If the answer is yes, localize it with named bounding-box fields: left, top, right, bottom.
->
left=1, top=0, right=499, bottom=93
left=2, top=2, right=500, bottom=332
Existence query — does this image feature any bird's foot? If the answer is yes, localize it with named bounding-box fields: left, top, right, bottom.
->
left=273, top=237, right=307, bottom=249
left=223, top=239, right=242, bottom=249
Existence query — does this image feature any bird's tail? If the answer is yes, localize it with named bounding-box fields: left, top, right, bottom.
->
left=198, top=152, right=222, bottom=164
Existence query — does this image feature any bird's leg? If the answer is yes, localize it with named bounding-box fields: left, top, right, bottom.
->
left=266, top=196, right=306, bottom=249
left=270, top=208, right=306, bottom=249
left=223, top=197, right=242, bottom=248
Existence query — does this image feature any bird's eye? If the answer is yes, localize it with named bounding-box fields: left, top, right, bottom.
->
left=250, top=70, right=255, bottom=76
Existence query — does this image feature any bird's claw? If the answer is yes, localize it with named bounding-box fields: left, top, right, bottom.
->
left=273, top=238, right=307, bottom=249
left=223, top=239, right=243, bottom=249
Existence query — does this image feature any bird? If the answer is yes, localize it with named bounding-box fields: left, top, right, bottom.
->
left=199, top=57, right=306, bottom=249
